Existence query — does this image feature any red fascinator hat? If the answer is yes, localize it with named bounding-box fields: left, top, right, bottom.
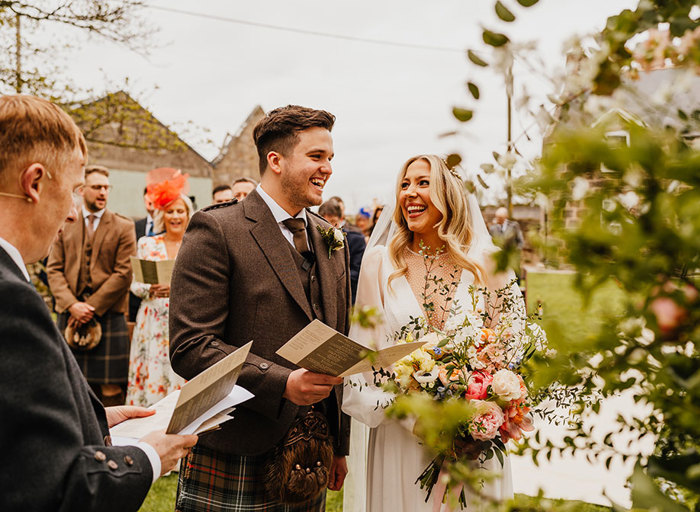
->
left=146, top=168, right=190, bottom=210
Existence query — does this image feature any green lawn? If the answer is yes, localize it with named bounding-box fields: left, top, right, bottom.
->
left=137, top=475, right=342, bottom=512
left=139, top=476, right=610, bottom=512
left=524, top=270, right=625, bottom=344
left=138, top=271, right=618, bottom=512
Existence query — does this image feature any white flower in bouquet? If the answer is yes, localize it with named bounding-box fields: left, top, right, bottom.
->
left=467, top=310, right=484, bottom=326
left=394, top=362, right=414, bottom=389
left=492, top=369, right=523, bottom=401
left=418, top=331, right=441, bottom=350
left=414, top=350, right=436, bottom=373
left=443, top=312, right=466, bottom=332
left=413, top=366, right=440, bottom=385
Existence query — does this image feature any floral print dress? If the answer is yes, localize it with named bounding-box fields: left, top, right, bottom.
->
left=126, top=235, right=184, bottom=406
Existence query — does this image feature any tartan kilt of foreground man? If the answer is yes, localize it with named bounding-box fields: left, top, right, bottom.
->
left=176, top=445, right=326, bottom=512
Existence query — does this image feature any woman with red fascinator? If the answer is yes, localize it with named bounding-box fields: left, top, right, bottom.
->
left=126, top=172, right=193, bottom=407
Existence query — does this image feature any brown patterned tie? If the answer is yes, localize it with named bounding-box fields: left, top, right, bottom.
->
left=282, top=218, right=310, bottom=255
left=86, top=214, right=97, bottom=239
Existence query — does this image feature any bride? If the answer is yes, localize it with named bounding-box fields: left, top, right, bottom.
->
left=342, top=155, right=517, bottom=511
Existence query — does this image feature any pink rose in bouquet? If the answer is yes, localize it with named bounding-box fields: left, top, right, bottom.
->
left=470, top=400, right=505, bottom=441
left=464, top=370, right=493, bottom=400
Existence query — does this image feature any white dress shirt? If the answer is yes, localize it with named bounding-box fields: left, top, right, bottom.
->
left=82, top=206, right=105, bottom=232
left=256, top=185, right=309, bottom=248
left=0, top=236, right=30, bottom=282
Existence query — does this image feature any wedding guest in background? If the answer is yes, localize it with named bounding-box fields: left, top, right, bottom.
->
left=231, top=176, right=257, bottom=201
left=47, top=164, right=135, bottom=406
left=319, top=199, right=366, bottom=303
left=355, top=207, right=372, bottom=240
left=134, top=187, right=157, bottom=239
left=169, top=105, right=350, bottom=511
left=488, top=206, right=524, bottom=280
left=131, top=186, right=157, bottom=322
left=368, top=205, right=384, bottom=237
left=0, top=93, right=197, bottom=512
left=212, top=184, right=234, bottom=204
left=126, top=173, right=192, bottom=407
left=488, top=206, right=524, bottom=251
left=328, top=195, right=362, bottom=233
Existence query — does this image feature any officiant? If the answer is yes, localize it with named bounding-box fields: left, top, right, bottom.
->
left=0, top=94, right=197, bottom=511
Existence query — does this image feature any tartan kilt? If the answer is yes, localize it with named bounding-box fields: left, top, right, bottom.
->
left=176, top=445, right=326, bottom=512
left=57, top=311, right=129, bottom=385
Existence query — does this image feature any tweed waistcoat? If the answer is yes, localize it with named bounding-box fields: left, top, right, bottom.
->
left=287, top=242, right=325, bottom=324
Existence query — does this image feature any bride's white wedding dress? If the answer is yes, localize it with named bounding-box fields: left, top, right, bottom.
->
left=342, top=245, right=514, bottom=512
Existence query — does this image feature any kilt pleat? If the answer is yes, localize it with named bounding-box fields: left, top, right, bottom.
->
left=176, top=445, right=326, bottom=512
left=58, top=311, right=129, bottom=385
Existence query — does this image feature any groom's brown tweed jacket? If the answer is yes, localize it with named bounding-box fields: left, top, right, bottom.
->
left=169, top=190, right=351, bottom=456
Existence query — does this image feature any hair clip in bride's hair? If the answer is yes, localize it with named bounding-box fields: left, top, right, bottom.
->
left=441, top=157, right=463, bottom=180
left=447, top=165, right=462, bottom=180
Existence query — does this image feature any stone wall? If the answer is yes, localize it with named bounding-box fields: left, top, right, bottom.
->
left=212, top=105, right=265, bottom=186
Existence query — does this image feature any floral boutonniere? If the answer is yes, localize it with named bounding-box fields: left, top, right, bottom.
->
left=316, top=225, right=345, bottom=259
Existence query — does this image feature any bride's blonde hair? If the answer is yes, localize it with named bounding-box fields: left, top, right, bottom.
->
left=388, top=154, right=486, bottom=287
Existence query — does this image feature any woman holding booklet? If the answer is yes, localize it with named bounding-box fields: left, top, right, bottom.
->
left=126, top=173, right=193, bottom=407
left=342, top=155, right=520, bottom=511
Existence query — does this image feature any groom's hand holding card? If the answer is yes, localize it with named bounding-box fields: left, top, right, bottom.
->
left=276, top=319, right=425, bottom=378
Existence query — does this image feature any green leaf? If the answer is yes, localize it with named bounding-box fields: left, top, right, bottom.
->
left=495, top=447, right=504, bottom=466
left=467, top=82, right=480, bottom=99
left=483, top=29, right=510, bottom=47
left=630, top=463, right=689, bottom=512
left=446, top=153, right=462, bottom=168
left=648, top=451, right=700, bottom=493
left=453, top=107, right=473, bottom=122
left=516, top=0, right=539, bottom=5
left=467, top=50, right=488, bottom=67
left=477, top=174, right=490, bottom=189
left=495, top=1, right=516, bottom=22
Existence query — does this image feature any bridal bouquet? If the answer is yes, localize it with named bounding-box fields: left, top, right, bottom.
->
left=380, top=279, right=548, bottom=508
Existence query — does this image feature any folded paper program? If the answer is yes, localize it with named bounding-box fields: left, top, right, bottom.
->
left=110, top=386, right=253, bottom=440
left=111, top=341, right=254, bottom=442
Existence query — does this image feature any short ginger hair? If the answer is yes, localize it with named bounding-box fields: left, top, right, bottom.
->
left=0, top=95, right=86, bottom=184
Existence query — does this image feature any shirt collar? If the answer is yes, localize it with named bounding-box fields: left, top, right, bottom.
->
left=0, top=236, right=30, bottom=282
left=82, top=205, right=105, bottom=219
left=256, top=185, right=307, bottom=225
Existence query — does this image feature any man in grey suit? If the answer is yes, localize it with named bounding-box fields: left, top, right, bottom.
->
left=170, top=105, right=351, bottom=511
left=489, top=206, right=525, bottom=279
left=0, top=94, right=197, bottom=511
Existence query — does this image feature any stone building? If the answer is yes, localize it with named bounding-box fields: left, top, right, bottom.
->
left=69, top=91, right=214, bottom=217
left=68, top=93, right=267, bottom=217
left=212, top=105, right=265, bottom=186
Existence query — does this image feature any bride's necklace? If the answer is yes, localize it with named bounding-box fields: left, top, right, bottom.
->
left=406, top=247, right=449, bottom=259
left=403, top=247, right=462, bottom=329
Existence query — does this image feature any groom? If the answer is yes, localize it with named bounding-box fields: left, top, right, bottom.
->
left=169, top=105, right=351, bottom=511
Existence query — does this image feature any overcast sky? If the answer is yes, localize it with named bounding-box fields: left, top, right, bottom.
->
left=60, top=0, right=637, bottom=211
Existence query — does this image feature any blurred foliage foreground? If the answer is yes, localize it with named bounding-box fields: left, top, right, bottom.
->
left=394, top=0, right=700, bottom=511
